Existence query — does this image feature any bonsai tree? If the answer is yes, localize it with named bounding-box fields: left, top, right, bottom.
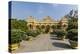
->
left=54, top=29, right=67, bottom=40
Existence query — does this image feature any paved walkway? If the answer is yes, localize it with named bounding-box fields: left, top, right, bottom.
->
left=13, top=34, right=71, bottom=53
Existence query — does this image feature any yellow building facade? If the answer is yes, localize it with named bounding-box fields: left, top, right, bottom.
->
left=26, top=16, right=68, bottom=32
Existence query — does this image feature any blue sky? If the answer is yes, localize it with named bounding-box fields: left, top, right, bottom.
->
left=11, top=1, right=78, bottom=20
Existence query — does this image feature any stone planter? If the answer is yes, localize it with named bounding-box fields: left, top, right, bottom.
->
left=69, top=40, right=78, bottom=48
left=9, top=43, right=19, bottom=51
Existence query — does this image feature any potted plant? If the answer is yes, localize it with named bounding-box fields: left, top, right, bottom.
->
left=54, top=29, right=67, bottom=40
left=67, top=29, right=78, bottom=48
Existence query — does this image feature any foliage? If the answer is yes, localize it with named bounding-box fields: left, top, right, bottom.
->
left=54, top=29, right=67, bottom=38
left=10, top=29, right=24, bottom=44
left=11, top=19, right=28, bottom=32
left=65, top=10, right=78, bottom=41
left=67, top=29, right=78, bottom=41
left=67, top=17, right=78, bottom=30
left=26, top=30, right=40, bottom=37
left=65, top=10, right=78, bottom=30
left=21, top=33, right=29, bottom=41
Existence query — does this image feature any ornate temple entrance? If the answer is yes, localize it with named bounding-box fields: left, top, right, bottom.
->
left=26, top=16, right=68, bottom=33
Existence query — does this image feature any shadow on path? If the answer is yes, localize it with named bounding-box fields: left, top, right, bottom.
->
left=52, top=42, right=71, bottom=49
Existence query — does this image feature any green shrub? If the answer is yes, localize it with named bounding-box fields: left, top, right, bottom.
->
left=22, top=33, right=29, bottom=41
left=67, top=29, right=78, bottom=41
left=26, top=30, right=40, bottom=37
left=55, top=29, right=66, bottom=36
left=10, top=29, right=23, bottom=44
left=54, top=29, right=67, bottom=39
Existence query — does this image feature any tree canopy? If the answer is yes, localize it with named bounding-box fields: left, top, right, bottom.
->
left=10, top=19, right=28, bottom=32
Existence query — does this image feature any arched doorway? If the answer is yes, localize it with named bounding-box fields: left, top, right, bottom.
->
left=45, top=25, right=50, bottom=33
left=41, top=25, right=45, bottom=33
left=29, top=24, right=33, bottom=30
left=36, top=25, right=40, bottom=29
left=41, top=25, right=45, bottom=29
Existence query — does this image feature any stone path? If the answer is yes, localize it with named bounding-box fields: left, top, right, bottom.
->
left=13, top=34, right=71, bottom=53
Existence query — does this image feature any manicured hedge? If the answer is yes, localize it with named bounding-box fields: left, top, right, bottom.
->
left=54, top=29, right=66, bottom=36
left=54, top=29, right=67, bottom=40
left=10, top=29, right=23, bottom=44
left=26, top=30, right=41, bottom=37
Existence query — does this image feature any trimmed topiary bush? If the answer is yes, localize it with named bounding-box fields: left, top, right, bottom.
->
left=67, top=29, right=78, bottom=41
left=54, top=29, right=67, bottom=40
